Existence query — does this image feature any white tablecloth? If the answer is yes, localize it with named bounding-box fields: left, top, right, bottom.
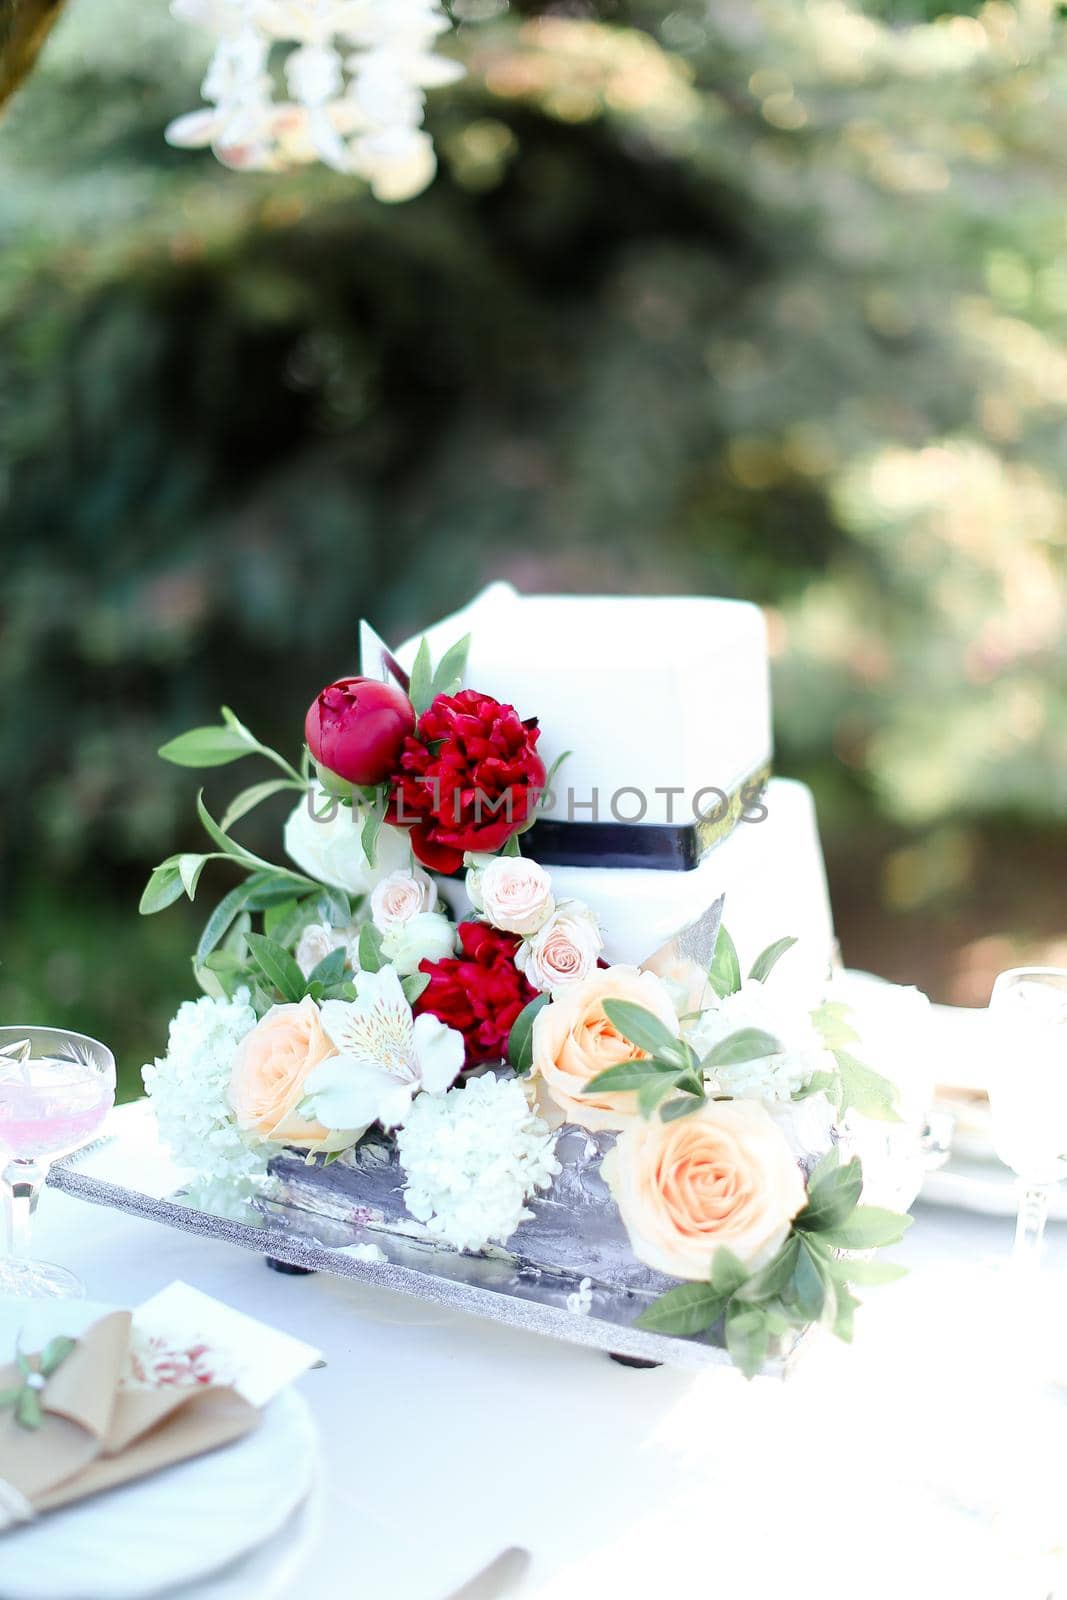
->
left=28, top=1124, right=1067, bottom=1600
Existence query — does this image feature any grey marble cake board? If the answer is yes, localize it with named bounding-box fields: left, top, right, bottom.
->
left=48, top=1102, right=808, bottom=1375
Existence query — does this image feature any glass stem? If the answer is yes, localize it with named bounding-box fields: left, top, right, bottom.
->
left=1014, top=1181, right=1052, bottom=1269
left=2, top=1158, right=47, bottom=1259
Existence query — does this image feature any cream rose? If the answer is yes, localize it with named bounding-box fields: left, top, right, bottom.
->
left=602, top=1098, right=807, bottom=1279
left=228, top=996, right=362, bottom=1153
left=370, top=868, right=435, bottom=935
left=516, top=900, right=603, bottom=995
left=379, top=910, right=456, bottom=976
left=294, top=922, right=352, bottom=979
left=530, top=965, right=679, bottom=1131
left=478, top=856, right=555, bottom=937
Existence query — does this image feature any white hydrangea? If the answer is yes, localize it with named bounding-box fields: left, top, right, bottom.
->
left=142, top=988, right=268, bottom=1218
left=396, top=1073, right=561, bottom=1253
left=686, top=979, right=833, bottom=1104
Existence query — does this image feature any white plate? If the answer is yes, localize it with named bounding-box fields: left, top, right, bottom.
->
left=0, top=1386, right=317, bottom=1600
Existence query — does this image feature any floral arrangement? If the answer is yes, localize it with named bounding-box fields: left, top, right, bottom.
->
left=165, top=0, right=463, bottom=201
left=142, top=627, right=912, bottom=1376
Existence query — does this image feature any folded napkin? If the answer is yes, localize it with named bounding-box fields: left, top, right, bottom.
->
left=0, top=1303, right=265, bottom=1531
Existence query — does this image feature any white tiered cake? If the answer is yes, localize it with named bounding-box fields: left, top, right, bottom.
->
left=381, top=583, right=835, bottom=989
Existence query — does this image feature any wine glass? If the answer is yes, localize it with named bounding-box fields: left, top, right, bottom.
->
left=0, top=1025, right=116, bottom=1299
left=987, top=968, right=1067, bottom=1269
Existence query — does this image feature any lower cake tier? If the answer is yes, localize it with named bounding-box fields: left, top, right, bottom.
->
left=439, top=777, right=835, bottom=983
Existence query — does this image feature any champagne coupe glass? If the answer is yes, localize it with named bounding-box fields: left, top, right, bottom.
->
left=0, top=1025, right=116, bottom=1299
left=987, top=968, right=1067, bottom=1269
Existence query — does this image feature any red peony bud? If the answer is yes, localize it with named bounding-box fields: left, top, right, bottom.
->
left=305, top=676, right=416, bottom=787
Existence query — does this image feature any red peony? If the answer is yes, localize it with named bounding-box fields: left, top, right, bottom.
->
left=414, top=921, right=537, bottom=1066
left=305, top=677, right=415, bottom=787
left=386, top=690, right=546, bottom=874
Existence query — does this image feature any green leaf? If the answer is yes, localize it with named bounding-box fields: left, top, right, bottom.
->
left=158, top=724, right=255, bottom=767
left=305, top=948, right=346, bottom=990
left=507, top=993, right=550, bottom=1075
left=737, top=1236, right=800, bottom=1304
left=810, top=1000, right=861, bottom=1051
left=39, top=1335, right=77, bottom=1377
left=817, top=1206, right=914, bottom=1250
left=659, top=1094, right=704, bottom=1122
left=832, top=1283, right=860, bottom=1342
left=601, top=999, right=683, bottom=1060
left=796, top=1156, right=864, bottom=1233
left=195, top=874, right=278, bottom=967
left=221, top=778, right=298, bottom=833
left=139, top=861, right=186, bottom=915
left=724, top=1305, right=770, bottom=1379
left=634, top=1282, right=726, bottom=1336
left=357, top=923, right=384, bottom=974
left=582, top=1060, right=681, bottom=1095
left=834, top=1050, right=901, bottom=1123
left=315, top=887, right=355, bottom=927
left=178, top=853, right=208, bottom=900
left=827, top=1256, right=908, bottom=1288
left=408, top=637, right=434, bottom=716
left=638, top=1073, right=682, bottom=1117
left=361, top=804, right=384, bottom=870
left=0, top=1387, right=22, bottom=1407
left=707, top=924, right=742, bottom=1000
left=14, top=1387, right=43, bottom=1429
left=747, top=936, right=798, bottom=984
left=246, top=933, right=306, bottom=1004
left=710, top=1246, right=749, bottom=1299
left=700, top=1028, right=781, bottom=1070
left=793, top=1240, right=832, bottom=1322
left=430, top=632, right=471, bottom=698
left=402, top=972, right=430, bottom=1006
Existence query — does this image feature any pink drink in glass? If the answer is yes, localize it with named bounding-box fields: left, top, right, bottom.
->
left=0, top=1058, right=114, bottom=1160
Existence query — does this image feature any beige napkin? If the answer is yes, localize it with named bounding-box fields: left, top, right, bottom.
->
left=0, top=1311, right=258, bottom=1529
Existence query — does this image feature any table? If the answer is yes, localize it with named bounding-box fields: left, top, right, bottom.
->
left=30, top=1113, right=1067, bottom=1600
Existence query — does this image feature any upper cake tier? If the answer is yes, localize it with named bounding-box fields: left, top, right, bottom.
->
left=383, top=583, right=772, bottom=828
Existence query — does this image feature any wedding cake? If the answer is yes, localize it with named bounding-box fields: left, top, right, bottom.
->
left=381, top=583, right=835, bottom=988
left=141, top=582, right=918, bottom=1375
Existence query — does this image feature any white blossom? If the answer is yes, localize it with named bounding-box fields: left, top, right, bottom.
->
left=303, top=966, right=463, bottom=1130
left=686, top=979, right=834, bottom=1104
left=397, top=1073, right=561, bottom=1253
left=165, top=0, right=464, bottom=200
left=142, top=989, right=267, bottom=1217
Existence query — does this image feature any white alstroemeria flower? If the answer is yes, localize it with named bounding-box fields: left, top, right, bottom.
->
left=303, top=967, right=463, bottom=1130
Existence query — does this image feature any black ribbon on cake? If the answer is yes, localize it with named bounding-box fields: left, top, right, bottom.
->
left=524, top=765, right=771, bottom=872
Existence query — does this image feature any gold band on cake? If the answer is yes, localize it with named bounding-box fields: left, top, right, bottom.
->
left=524, top=762, right=772, bottom=872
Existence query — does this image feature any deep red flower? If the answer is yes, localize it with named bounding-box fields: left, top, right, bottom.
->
left=386, top=690, right=546, bottom=874
left=305, top=677, right=415, bottom=787
left=414, top=921, right=537, bottom=1066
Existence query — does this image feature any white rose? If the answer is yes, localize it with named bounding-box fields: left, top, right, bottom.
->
left=380, top=911, right=456, bottom=977
left=478, top=856, right=555, bottom=937
left=284, top=785, right=410, bottom=896
left=294, top=922, right=352, bottom=979
left=515, top=900, right=603, bottom=995
left=370, top=868, right=435, bottom=935
left=463, top=852, right=495, bottom=913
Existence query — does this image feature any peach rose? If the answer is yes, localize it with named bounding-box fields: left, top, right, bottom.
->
left=530, top=965, right=679, bottom=1131
left=602, top=1098, right=806, bottom=1279
left=228, top=996, right=361, bottom=1153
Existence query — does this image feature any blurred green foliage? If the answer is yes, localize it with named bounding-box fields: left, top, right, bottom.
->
left=2, top=0, right=1066, bottom=1093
